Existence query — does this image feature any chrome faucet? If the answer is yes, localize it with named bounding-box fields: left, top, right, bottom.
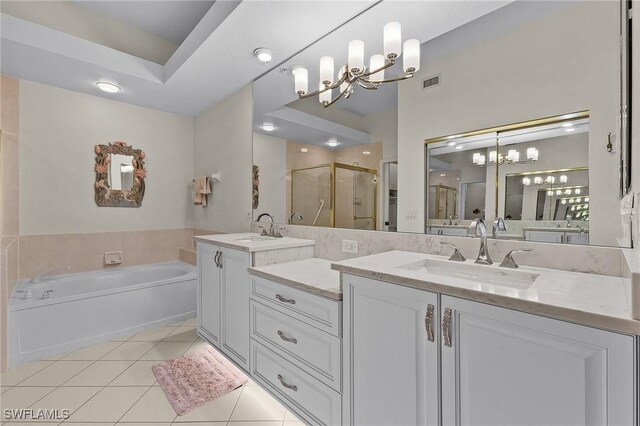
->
left=467, top=218, right=492, bottom=265
left=492, top=217, right=507, bottom=239
left=440, top=241, right=466, bottom=262
left=289, top=213, right=304, bottom=224
left=40, top=289, right=55, bottom=299
left=256, top=213, right=275, bottom=237
left=31, top=266, right=70, bottom=283
left=499, top=249, right=533, bottom=269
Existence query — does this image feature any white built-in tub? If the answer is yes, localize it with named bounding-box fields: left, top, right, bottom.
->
left=8, top=261, right=197, bottom=367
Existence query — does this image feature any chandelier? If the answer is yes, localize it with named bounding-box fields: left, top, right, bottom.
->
left=291, top=22, right=420, bottom=108
left=472, top=147, right=539, bottom=166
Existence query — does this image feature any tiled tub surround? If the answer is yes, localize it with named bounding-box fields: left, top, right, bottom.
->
left=254, top=223, right=626, bottom=277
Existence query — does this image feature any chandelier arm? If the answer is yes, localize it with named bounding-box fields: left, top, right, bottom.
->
left=374, top=73, right=415, bottom=84
left=298, top=73, right=349, bottom=99
left=359, top=60, right=396, bottom=78
left=355, top=78, right=379, bottom=90
left=322, top=86, right=348, bottom=108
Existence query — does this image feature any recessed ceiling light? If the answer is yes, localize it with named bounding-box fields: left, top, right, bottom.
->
left=300, top=148, right=308, bottom=153
left=565, top=127, right=575, bottom=132
left=362, top=151, right=371, bottom=155
left=440, top=173, right=446, bottom=177
left=447, top=142, right=456, bottom=146
left=261, top=123, right=276, bottom=132
left=96, top=81, right=120, bottom=93
left=455, top=145, right=463, bottom=150
left=253, top=48, right=274, bottom=64
left=327, top=139, right=339, bottom=147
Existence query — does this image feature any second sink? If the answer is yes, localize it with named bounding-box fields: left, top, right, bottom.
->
left=398, top=258, right=539, bottom=290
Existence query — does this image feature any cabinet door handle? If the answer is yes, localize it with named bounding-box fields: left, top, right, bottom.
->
left=213, top=251, right=220, bottom=267
left=218, top=252, right=223, bottom=268
left=277, top=330, right=298, bottom=344
left=442, top=308, right=453, bottom=347
left=425, top=304, right=435, bottom=342
left=275, top=294, right=296, bottom=304
left=277, top=374, right=298, bottom=391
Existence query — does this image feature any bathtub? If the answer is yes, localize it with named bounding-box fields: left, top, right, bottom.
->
left=8, top=261, right=197, bottom=367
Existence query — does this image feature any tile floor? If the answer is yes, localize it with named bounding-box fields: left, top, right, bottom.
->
left=0, top=318, right=304, bottom=425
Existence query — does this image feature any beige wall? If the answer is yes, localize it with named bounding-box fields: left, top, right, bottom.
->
left=19, top=80, right=195, bottom=235
left=193, top=85, right=253, bottom=233
left=398, top=1, right=621, bottom=246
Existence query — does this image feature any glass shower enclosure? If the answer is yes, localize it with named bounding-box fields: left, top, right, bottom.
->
left=290, top=162, right=377, bottom=230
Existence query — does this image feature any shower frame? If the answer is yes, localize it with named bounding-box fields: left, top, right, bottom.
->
left=290, top=162, right=378, bottom=229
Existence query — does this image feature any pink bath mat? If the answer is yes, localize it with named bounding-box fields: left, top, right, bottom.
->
left=152, top=346, right=248, bottom=415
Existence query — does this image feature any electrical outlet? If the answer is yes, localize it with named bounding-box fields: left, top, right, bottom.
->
left=342, top=239, right=358, bottom=254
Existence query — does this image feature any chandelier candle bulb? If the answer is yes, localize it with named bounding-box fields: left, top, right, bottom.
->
left=472, top=153, right=481, bottom=164
left=320, top=56, right=334, bottom=86
left=384, top=22, right=402, bottom=60
left=547, top=176, right=555, bottom=184
left=575, top=188, right=581, bottom=195
left=477, top=155, right=486, bottom=166
left=403, top=39, right=420, bottom=73
left=369, top=54, right=385, bottom=82
left=522, top=177, right=531, bottom=186
left=560, top=175, right=568, bottom=183
left=534, top=176, right=543, bottom=185
left=489, top=151, right=497, bottom=163
left=293, top=67, right=308, bottom=95
left=348, top=40, right=365, bottom=74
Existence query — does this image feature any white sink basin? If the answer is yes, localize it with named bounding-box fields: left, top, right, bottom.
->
left=232, top=235, right=277, bottom=243
left=398, top=258, right=539, bottom=290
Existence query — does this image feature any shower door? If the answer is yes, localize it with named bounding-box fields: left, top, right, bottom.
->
left=290, top=165, right=331, bottom=227
left=335, top=164, right=377, bottom=230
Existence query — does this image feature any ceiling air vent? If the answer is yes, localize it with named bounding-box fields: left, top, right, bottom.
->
left=422, top=75, right=440, bottom=90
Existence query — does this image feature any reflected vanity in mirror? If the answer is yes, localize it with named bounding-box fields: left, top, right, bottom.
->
left=94, top=141, right=146, bottom=207
left=251, top=0, right=630, bottom=248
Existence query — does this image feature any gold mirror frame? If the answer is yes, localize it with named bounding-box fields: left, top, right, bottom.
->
left=94, top=141, right=146, bottom=207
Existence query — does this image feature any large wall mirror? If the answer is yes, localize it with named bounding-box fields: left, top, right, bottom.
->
left=251, top=0, right=631, bottom=247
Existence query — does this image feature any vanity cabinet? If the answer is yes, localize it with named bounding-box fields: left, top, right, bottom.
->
left=343, top=274, right=637, bottom=426
left=197, top=243, right=250, bottom=370
left=524, top=230, right=589, bottom=245
left=343, top=275, right=439, bottom=426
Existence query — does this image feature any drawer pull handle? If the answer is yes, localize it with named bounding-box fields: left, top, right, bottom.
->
left=275, top=294, right=296, bottom=304
left=277, top=374, right=298, bottom=391
left=425, top=304, right=435, bottom=342
left=277, top=330, right=298, bottom=344
left=442, top=308, right=453, bottom=347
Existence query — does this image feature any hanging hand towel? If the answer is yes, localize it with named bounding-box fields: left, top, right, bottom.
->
left=194, top=177, right=211, bottom=206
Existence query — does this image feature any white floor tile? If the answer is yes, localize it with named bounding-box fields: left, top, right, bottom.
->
left=162, top=327, right=198, bottom=342
left=173, top=387, right=242, bottom=422
left=139, top=342, right=191, bottom=361
left=128, top=327, right=175, bottom=342
left=63, top=361, right=133, bottom=386
left=65, top=386, right=148, bottom=423
left=0, top=361, right=53, bottom=386
left=61, top=341, right=122, bottom=361
left=181, top=318, right=197, bottom=327
left=229, top=386, right=286, bottom=422
left=284, top=410, right=304, bottom=422
left=0, top=386, right=55, bottom=411
left=40, top=352, right=68, bottom=361
left=28, top=386, right=102, bottom=415
left=109, top=361, right=158, bottom=386
left=1, top=386, right=11, bottom=394
left=167, top=320, right=186, bottom=327
left=100, top=341, right=157, bottom=360
left=18, top=361, right=92, bottom=387
left=182, top=340, right=212, bottom=356
left=119, top=387, right=177, bottom=423
left=225, top=423, right=283, bottom=426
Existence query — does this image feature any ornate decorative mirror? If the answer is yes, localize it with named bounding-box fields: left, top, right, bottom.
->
left=94, top=141, right=146, bottom=207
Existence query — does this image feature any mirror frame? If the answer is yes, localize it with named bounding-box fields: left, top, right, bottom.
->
left=94, top=141, right=146, bottom=207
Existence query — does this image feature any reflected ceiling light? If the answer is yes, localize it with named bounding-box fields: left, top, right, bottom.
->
left=547, top=190, right=554, bottom=196
left=261, top=123, right=276, bottom=132
left=253, top=48, right=274, bottom=63
left=326, top=139, right=339, bottom=147
left=96, top=81, right=120, bottom=93
left=565, top=127, right=575, bottom=132
left=555, top=190, right=562, bottom=196
left=562, top=122, right=574, bottom=127
left=456, top=145, right=463, bottom=150
left=561, top=199, right=567, bottom=205
left=522, top=177, right=531, bottom=186
left=362, top=151, right=371, bottom=155
left=575, top=188, right=581, bottom=195
left=565, top=189, right=572, bottom=195
left=585, top=197, right=589, bottom=202
left=292, top=22, right=420, bottom=108
left=440, top=173, right=446, bottom=177
left=472, top=152, right=485, bottom=166
left=560, top=175, right=568, bottom=183
left=300, top=148, right=308, bottom=153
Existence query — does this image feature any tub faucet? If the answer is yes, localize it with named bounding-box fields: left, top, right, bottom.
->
left=492, top=217, right=507, bottom=239
left=289, top=213, right=303, bottom=224
left=467, top=218, right=493, bottom=265
left=31, top=266, right=70, bottom=283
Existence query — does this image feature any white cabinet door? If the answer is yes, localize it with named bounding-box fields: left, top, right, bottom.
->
left=441, top=295, right=636, bottom=426
left=197, top=243, right=220, bottom=346
left=343, top=275, right=439, bottom=426
left=566, top=232, right=589, bottom=245
left=220, top=247, right=251, bottom=370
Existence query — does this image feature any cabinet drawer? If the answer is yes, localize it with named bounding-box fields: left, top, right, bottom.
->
left=250, top=276, right=341, bottom=336
left=250, top=341, right=342, bottom=426
left=250, top=301, right=341, bottom=391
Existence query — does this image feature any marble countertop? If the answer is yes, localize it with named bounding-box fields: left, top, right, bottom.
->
left=194, top=233, right=315, bottom=253
left=332, top=251, right=637, bottom=335
left=248, top=258, right=342, bottom=300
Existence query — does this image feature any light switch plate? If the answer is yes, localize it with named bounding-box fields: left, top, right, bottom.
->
left=342, top=239, right=358, bottom=254
left=104, top=251, right=123, bottom=265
